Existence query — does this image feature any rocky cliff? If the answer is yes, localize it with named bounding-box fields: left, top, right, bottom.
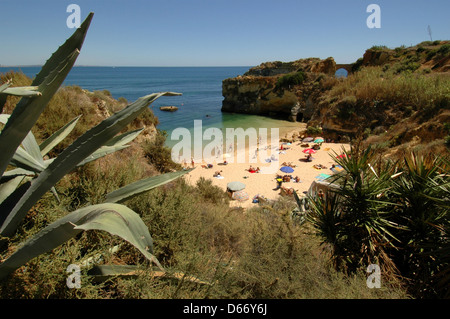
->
left=222, top=57, right=337, bottom=122
left=222, top=42, right=450, bottom=122
left=221, top=41, right=450, bottom=156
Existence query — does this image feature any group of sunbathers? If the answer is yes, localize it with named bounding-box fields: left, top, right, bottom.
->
left=247, top=166, right=260, bottom=173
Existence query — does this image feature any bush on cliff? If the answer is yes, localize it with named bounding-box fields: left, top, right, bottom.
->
left=142, top=129, right=181, bottom=173
left=276, top=70, right=305, bottom=89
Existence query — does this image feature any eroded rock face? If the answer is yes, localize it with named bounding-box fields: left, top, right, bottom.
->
left=310, top=57, right=336, bottom=75
left=222, top=57, right=338, bottom=121
left=221, top=76, right=298, bottom=118
left=362, top=49, right=393, bottom=66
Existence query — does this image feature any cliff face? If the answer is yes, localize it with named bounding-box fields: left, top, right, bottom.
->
left=222, top=57, right=337, bottom=121
left=222, top=42, right=450, bottom=122
left=244, top=57, right=336, bottom=77
left=221, top=41, right=450, bottom=156
left=222, top=76, right=298, bottom=119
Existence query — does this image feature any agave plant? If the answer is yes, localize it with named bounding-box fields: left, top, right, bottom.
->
left=0, top=13, right=192, bottom=282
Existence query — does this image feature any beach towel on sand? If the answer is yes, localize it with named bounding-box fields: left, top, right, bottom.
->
left=315, top=173, right=331, bottom=181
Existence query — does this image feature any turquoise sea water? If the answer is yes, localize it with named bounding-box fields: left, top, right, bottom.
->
left=0, top=66, right=302, bottom=149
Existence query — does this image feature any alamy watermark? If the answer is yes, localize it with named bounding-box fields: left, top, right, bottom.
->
left=66, top=264, right=81, bottom=289
left=170, top=120, right=281, bottom=174
left=67, top=4, right=381, bottom=29
left=366, top=4, right=381, bottom=29
left=66, top=4, right=81, bottom=29
left=366, top=264, right=381, bottom=288
left=65, top=261, right=382, bottom=289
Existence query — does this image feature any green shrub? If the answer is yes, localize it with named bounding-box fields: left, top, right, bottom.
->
left=426, top=49, right=438, bottom=60
left=418, top=41, right=433, bottom=46
left=437, top=44, right=450, bottom=56
left=395, top=61, right=420, bottom=74
left=444, top=122, right=450, bottom=132
left=445, top=135, right=450, bottom=146
left=369, top=45, right=389, bottom=51
left=142, top=129, right=181, bottom=173
left=276, top=71, right=305, bottom=89
left=195, top=177, right=229, bottom=205
left=416, top=46, right=426, bottom=53
left=306, top=125, right=322, bottom=135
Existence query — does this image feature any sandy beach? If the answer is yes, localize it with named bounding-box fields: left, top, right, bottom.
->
left=182, top=127, right=350, bottom=208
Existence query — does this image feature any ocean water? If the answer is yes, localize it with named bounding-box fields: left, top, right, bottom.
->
left=0, top=66, right=303, bottom=150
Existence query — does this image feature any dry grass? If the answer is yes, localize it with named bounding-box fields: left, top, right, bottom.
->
left=328, top=66, right=450, bottom=110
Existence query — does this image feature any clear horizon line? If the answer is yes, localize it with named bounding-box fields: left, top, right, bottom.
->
left=0, top=64, right=254, bottom=68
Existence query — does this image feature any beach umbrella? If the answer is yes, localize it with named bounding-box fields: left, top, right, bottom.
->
left=227, top=181, right=246, bottom=191
left=314, top=138, right=324, bottom=143
left=232, top=190, right=249, bottom=202
left=280, top=166, right=294, bottom=173
left=302, top=148, right=316, bottom=154
left=302, top=137, right=314, bottom=142
left=336, top=154, right=348, bottom=159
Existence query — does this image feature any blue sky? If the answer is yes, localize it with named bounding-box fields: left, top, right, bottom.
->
left=1, top=0, right=449, bottom=66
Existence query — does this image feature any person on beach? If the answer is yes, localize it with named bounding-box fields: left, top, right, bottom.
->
left=275, top=176, right=283, bottom=190
left=248, top=165, right=257, bottom=173
left=280, top=186, right=294, bottom=196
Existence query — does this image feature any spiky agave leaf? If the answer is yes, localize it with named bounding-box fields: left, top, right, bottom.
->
left=0, top=86, right=41, bottom=98
left=0, top=92, right=181, bottom=237
left=0, top=126, right=148, bottom=217
left=104, top=169, right=193, bottom=204
left=0, top=13, right=93, bottom=177
left=0, top=80, right=11, bottom=93
left=39, top=115, right=81, bottom=157
left=0, top=114, right=45, bottom=174
left=0, top=203, right=162, bottom=280
left=75, top=128, right=144, bottom=167
left=0, top=176, right=27, bottom=204
left=0, top=80, right=12, bottom=112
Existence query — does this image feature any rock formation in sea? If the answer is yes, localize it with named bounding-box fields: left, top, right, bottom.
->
left=221, top=57, right=339, bottom=122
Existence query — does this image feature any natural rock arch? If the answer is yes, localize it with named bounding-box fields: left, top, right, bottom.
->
left=335, top=68, right=349, bottom=78
left=335, top=64, right=354, bottom=75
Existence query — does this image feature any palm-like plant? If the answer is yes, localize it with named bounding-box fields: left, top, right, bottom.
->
left=305, top=145, right=400, bottom=273
left=388, top=152, right=449, bottom=297
left=300, top=144, right=450, bottom=297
